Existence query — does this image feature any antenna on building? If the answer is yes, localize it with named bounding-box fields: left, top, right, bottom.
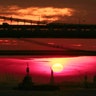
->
left=26, top=62, right=29, bottom=75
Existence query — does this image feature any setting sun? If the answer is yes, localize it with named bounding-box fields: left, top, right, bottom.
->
left=49, top=58, right=68, bottom=72
left=52, top=63, right=64, bottom=72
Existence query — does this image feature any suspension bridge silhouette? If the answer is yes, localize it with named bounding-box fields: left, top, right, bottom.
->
left=0, top=16, right=96, bottom=38
left=0, top=16, right=96, bottom=56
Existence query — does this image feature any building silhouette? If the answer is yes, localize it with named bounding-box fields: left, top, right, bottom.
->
left=15, top=63, right=59, bottom=91
left=17, top=63, right=34, bottom=90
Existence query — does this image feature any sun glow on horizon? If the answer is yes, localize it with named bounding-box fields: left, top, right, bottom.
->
left=52, top=63, right=64, bottom=72
left=49, top=58, right=68, bottom=73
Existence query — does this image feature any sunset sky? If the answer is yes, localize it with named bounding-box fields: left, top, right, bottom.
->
left=0, top=39, right=96, bottom=86
left=0, top=1, right=96, bottom=88
left=0, top=0, right=96, bottom=24
left=0, top=56, right=96, bottom=85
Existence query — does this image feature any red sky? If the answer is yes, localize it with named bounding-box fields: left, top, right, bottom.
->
left=0, top=0, right=95, bottom=24
left=0, top=38, right=96, bottom=51
left=0, top=56, right=96, bottom=84
left=0, top=0, right=95, bottom=85
left=0, top=38, right=96, bottom=84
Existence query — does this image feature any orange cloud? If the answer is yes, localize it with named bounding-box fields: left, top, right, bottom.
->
left=17, top=7, right=75, bottom=22
left=0, top=5, right=75, bottom=24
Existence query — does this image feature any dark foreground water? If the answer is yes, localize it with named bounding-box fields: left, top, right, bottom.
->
left=0, top=89, right=96, bottom=96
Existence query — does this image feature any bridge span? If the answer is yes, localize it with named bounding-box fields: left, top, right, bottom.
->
left=0, top=38, right=95, bottom=56
left=0, top=24, right=96, bottom=38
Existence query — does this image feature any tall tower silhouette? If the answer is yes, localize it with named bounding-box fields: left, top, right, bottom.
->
left=17, top=62, right=34, bottom=90
left=26, top=63, right=29, bottom=75
left=50, top=68, right=54, bottom=85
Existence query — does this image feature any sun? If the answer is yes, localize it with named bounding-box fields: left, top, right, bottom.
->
left=51, top=63, right=64, bottom=72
